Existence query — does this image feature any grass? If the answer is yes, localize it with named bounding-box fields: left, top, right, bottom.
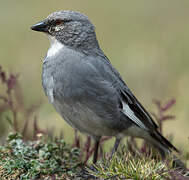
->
left=88, top=150, right=172, bottom=179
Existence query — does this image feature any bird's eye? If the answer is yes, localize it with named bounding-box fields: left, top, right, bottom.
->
left=55, top=19, right=62, bottom=26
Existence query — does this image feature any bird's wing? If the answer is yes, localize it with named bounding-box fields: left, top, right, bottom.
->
left=91, top=53, right=158, bottom=131
left=86, top=53, right=178, bottom=152
left=84, top=53, right=179, bottom=153
left=120, top=88, right=158, bottom=130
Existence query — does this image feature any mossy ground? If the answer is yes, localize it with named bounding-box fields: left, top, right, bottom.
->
left=0, top=133, right=82, bottom=179
left=1, top=133, right=188, bottom=180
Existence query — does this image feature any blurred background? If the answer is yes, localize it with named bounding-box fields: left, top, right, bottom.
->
left=0, top=0, right=189, bottom=150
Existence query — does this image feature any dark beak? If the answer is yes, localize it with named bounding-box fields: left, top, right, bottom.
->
left=31, top=21, right=48, bottom=32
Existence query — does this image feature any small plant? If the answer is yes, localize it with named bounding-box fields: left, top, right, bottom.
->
left=0, top=65, right=43, bottom=140
left=0, top=132, right=82, bottom=179
left=87, top=146, right=173, bottom=180
left=152, top=99, right=176, bottom=133
left=87, top=146, right=189, bottom=180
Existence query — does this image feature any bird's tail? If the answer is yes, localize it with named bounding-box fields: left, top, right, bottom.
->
left=149, top=130, right=179, bottom=157
left=149, top=130, right=187, bottom=171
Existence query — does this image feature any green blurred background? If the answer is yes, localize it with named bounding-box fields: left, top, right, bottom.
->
left=0, top=0, right=189, bottom=149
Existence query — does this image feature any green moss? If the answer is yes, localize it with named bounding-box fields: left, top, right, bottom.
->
left=0, top=132, right=82, bottom=179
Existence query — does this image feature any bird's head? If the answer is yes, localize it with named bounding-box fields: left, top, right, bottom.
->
left=31, top=10, right=99, bottom=51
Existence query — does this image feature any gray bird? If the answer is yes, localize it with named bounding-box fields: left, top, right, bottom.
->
left=31, top=10, right=178, bottom=163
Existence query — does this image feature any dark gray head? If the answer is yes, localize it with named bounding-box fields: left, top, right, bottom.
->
left=31, top=10, right=100, bottom=51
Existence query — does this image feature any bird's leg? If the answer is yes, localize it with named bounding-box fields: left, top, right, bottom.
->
left=111, top=138, right=121, bottom=158
left=93, top=139, right=100, bottom=164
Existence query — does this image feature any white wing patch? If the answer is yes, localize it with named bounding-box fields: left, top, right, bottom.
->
left=46, top=77, right=54, bottom=103
left=47, top=36, right=64, bottom=58
left=122, top=102, right=147, bottom=130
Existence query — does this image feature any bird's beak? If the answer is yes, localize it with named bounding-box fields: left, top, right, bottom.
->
left=31, top=21, right=48, bottom=32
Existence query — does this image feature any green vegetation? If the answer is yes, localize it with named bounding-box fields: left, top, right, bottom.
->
left=1, top=0, right=189, bottom=146
left=0, top=133, right=81, bottom=179
left=0, top=133, right=188, bottom=179
left=88, top=151, right=172, bottom=180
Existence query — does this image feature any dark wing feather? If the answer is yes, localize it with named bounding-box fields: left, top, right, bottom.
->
left=121, top=89, right=158, bottom=129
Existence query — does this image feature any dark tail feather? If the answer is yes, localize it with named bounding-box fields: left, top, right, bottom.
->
left=150, top=130, right=179, bottom=153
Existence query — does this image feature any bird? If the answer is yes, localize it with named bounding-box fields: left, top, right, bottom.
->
left=31, top=10, right=179, bottom=164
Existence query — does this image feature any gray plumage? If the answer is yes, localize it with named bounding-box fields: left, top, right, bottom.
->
left=31, top=10, right=178, bottom=163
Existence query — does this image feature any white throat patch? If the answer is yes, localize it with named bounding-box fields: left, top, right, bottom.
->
left=47, top=36, right=64, bottom=58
